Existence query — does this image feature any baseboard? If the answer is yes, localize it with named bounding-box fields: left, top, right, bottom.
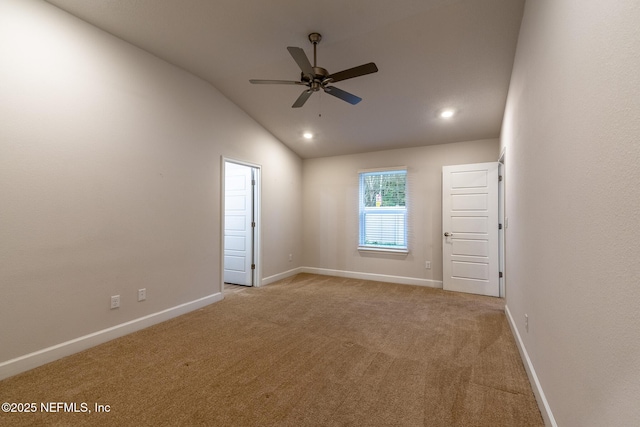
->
left=0, top=292, right=223, bottom=381
left=261, top=267, right=304, bottom=286
left=301, top=267, right=443, bottom=288
left=505, top=305, right=557, bottom=427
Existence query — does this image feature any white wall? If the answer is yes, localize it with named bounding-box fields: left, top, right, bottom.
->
left=302, top=139, right=498, bottom=285
left=501, top=0, right=640, bottom=425
left=0, top=0, right=301, bottom=373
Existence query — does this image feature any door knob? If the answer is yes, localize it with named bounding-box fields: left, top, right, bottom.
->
left=444, top=232, right=452, bottom=237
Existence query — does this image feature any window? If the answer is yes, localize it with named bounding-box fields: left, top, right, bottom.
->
left=358, top=168, right=407, bottom=251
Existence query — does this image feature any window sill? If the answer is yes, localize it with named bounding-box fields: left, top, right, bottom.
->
left=357, top=246, right=409, bottom=255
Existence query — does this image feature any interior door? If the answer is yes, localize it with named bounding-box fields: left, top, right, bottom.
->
left=224, top=162, right=254, bottom=286
left=442, top=162, right=499, bottom=297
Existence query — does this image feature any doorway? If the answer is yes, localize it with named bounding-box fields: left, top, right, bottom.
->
left=442, top=162, right=500, bottom=297
left=222, top=159, right=260, bottom=287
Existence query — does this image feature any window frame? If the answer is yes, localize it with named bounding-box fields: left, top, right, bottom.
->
left=357, top=167, right=409, bottom=254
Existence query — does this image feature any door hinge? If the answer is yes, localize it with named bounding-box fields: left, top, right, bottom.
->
left=251, top=221, right=256, bottom=228
left=499, top=272, right=503, bottom=278
left=252, top=179, right=256, bottom=186
left=251, top=264, right=256, bottom=270
left=499, top=223, right=503, bottom=230
left=499, top=175, right=503, bottom=181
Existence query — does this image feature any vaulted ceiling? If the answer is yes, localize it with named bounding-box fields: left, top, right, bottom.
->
left=45, top=0, right=525, bottom=158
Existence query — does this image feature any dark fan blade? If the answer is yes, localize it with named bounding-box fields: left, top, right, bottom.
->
left=292, top=90, right=313, bottom=108
left=250, top=79, right=303, bottom=85
left=287, top=47, right=314, bottom=77
left=327, top=62, right=378, bottom=83
left=323, top=86, right=362, bottom=105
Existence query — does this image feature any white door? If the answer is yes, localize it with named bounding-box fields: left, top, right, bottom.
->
left=442, top=162, right=499, bottom=297
left=224, top=162, right=254, bottom=286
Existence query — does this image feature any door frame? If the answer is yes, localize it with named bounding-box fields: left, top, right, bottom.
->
left=221, top=157, right=261, bottom=290
left=498, top=148, right=506, bottom=298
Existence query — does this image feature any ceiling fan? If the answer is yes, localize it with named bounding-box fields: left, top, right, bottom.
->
left=250, top=33, right=378, bottom=108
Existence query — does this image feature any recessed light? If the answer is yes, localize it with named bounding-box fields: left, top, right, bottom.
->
left=303, top=132, right=313, bottom=139
left=439, top=109, right=455, bottom=119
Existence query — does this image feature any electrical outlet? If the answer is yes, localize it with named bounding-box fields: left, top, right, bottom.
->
left=525, top=314, right=529, bottom=332
left=425, top=261, right=431, bottom=269
left=110, top=295, right=120, bottom=309
left=138, top=288, right=146, bottom=302
left=288, top=254, right=293, bottom=262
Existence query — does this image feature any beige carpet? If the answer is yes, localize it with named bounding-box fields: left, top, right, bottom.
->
left=0, top=274, right=543, bottom=426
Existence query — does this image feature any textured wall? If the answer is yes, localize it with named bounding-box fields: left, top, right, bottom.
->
left=0, top=0, right=302, bottom=363
left=501, top=0, right=640, bottom=425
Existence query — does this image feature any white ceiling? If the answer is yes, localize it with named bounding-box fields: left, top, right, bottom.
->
left=45, top=0, right=525, bottom=159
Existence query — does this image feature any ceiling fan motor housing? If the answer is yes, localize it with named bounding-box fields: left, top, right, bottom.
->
left=302, top=66, right=330, bottom=91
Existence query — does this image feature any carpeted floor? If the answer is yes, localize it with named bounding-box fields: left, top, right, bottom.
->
left=0, top=274, right=543, bottom=426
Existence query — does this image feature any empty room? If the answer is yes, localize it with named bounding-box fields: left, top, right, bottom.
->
left=1, top=0, right=638, bottom=426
